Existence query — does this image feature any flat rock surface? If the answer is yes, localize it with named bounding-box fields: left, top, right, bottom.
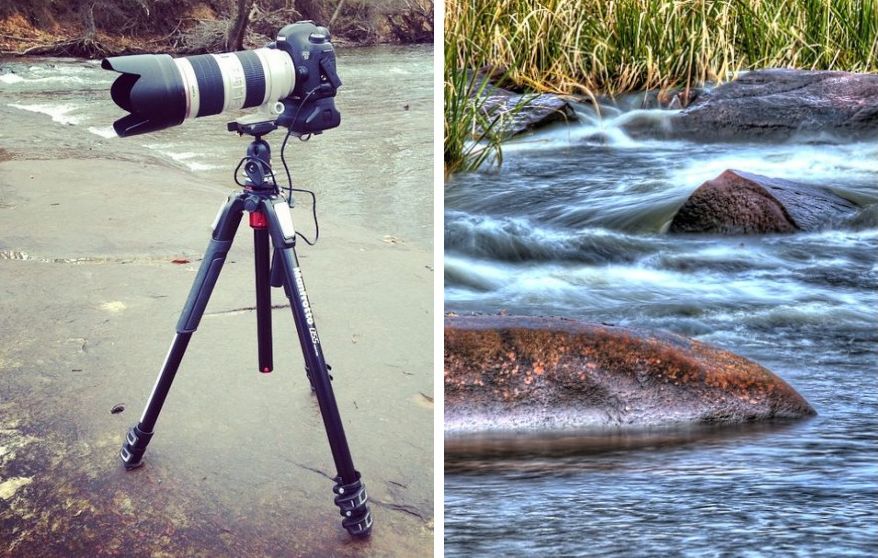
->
left=0, top=159, right=433, bottom=556
left=445, top=315, right=814, bottom=439
left=675, top=69, right=878, bottom=141
left=619, top=69, right=878, bottom=142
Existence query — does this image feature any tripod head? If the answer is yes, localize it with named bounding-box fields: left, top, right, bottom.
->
left=228, top=116, right=280, bottom=191
left=228, top=117, right=278, bottom=137
left=228, top=116, right=279, bottom=189
left=227, top=115, right=320, bottom=246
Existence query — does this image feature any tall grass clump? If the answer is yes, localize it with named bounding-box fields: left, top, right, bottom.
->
left=444, top=0, right=878, bottom=171
left=444, top=2, right=536, bottom=174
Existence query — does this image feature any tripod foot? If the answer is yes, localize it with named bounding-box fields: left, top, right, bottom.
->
left=120, top=424, right=153, bottom=470
left=333, top=471, right=372, bottom=537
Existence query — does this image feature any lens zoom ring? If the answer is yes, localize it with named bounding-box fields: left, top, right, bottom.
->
left=187, top=54, right=224, bottom=117
left=236, top=51, right=266, bottom=108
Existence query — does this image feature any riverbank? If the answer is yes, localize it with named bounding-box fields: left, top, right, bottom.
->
left=444, top=0, right=878, bottom=171
left=446, top=0, right=876, bottom=96
left=0, top=0, right=433, bottom=57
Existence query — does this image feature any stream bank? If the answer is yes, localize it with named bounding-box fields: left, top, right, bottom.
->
left=0, top=0, right=433, bottom=57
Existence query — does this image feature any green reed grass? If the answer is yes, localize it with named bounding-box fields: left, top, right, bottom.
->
left=445, top=0, right=878, bottom=171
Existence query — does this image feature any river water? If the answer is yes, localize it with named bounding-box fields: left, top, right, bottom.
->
left=445, top=104, right=878, bottom=555
left=0, top=45, right=433, bottom=245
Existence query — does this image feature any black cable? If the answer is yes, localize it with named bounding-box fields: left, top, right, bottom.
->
left=280, top=127, right=320, bottom=246
left=233, top=155, right=279, bottom=192
left=280, top=127, right=294, bottom=200
left=280, top=87, right=322, bottom=246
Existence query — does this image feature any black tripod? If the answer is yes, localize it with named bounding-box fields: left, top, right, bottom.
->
left=119, top=118, right=372, bottom=537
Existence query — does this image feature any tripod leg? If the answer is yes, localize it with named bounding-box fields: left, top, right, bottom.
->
left=120, top=194, right=245, bottom=470
left=271, top=248, right=316, bottom=389
left=252, top=216, right=273, bottom=373
left=263, top=199, right=373, bottom=537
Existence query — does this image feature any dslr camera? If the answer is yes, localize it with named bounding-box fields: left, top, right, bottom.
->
left=102, top=21, right=341, bottom=137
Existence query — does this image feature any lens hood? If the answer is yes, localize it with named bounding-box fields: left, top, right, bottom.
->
left=101, top=54, right=187, bottom=137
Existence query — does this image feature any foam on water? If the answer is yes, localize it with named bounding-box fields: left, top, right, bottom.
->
left=142, top=143, right=221, bottom=172
left=445, top=211, right=670, bottom=264
left=0, top=74, right=25, bottom=84
left=502, top=104, right=681, bottom=153
left=8, top=103, right=83, bottom=125
left=87, top=126, right=117, bottom=139
left=713, top=300, right=877, bottom=329
left=166, top=152, right=199, bottom=161
left=669, top=142, right=878, bottom=191
left=1, top=74, right=93, bottom=89
left=185, top=162, right=221, bottom=172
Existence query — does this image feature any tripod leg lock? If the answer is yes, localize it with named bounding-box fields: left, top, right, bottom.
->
left=333, top=471, right=372, bottom=537
left=120, top=424, right=153, bottom=470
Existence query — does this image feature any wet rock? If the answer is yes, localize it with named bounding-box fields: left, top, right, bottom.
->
left=470, top=73, right=576, bottom=137
left=846, top=203, right=878, bottom=230
left=445, top=315, right=814, bottom=438
left=672, top=69, right=878, bottom=141
left=669, top=170, right=858, bottom=234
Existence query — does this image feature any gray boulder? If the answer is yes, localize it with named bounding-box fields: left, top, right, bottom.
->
left=470, top=74, right=576, bottom=137
left=624, top=69, right=878, bottom=141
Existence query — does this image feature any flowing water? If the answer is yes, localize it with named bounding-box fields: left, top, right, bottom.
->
left=445, top=103, right=878, bottom=555
left=0, top=46, right=433, bottom=245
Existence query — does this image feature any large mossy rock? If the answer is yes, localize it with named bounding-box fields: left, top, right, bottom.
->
left=445, top=315, right=815, bottom=438
left=669, top=170, right=858, bottom=234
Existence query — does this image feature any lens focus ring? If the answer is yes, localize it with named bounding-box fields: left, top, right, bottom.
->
left=236, top=50, right=266, bottom=109
left=186, top=54, right=224, bottom=118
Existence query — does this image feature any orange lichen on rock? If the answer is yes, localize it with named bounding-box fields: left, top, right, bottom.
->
left=445, top=315, right=815, bottom=435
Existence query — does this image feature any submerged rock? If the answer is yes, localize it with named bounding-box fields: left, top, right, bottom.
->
left=445, top=315, right=814, bottom=438
left=675, top=69, right=878, bottom=141
left=669, top=170, right=858, bottom=234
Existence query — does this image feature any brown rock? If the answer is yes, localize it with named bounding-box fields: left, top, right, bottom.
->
left=445, top=315, right=815, bottom=439
left=669, top=170, right=858, bottom=234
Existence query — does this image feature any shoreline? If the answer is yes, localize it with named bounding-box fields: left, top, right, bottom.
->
left=1, top=48, right=435, bottom=248
left=0, top=6, right=433, bottom=59
left=0, top=33, right=433, bottom=59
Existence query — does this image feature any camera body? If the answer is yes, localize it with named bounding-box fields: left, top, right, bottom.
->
left=274, top=22, right=342, bottom=134
left=102, top=20, right=342, bottom=137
